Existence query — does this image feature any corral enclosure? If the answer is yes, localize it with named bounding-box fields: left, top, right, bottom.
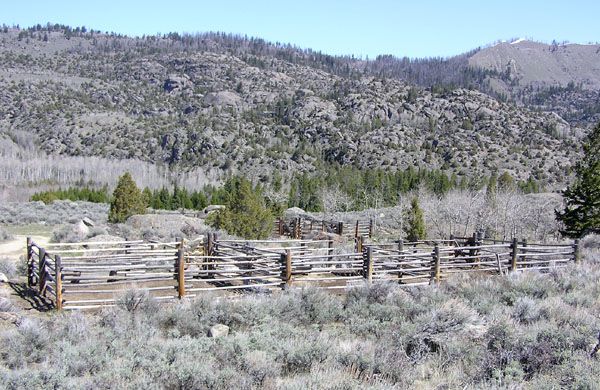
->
left=26, top=224, right=580, bottom=310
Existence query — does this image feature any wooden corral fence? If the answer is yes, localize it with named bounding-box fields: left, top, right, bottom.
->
left=364, top=238, right=580, bottom=286
left=26, top=235, right=581, bottom=310
left=27, top=239, right=183, bottom=310
left=274, top=217, right=373, bottom=240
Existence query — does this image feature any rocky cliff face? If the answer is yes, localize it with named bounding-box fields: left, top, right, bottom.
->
left=0, top=28, right=586, bottom=188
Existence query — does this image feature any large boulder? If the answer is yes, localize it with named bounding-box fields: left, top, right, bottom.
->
left=163, top=74, right=193, bottom=93
left=197, top=205, right=225, bottom=219
left=202, top=91, right=242, bottom=108
left=283, top=207, right=312, bottom=220
left=308, top=231, right=343, bottom=243
left=73, top=220, right=90, bottom=239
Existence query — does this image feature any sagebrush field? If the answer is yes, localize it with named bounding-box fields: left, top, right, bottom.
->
left=1, top=237, right=598, bottom=389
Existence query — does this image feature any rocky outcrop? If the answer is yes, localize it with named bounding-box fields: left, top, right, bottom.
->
left=163, top=74, right=193, bottom=93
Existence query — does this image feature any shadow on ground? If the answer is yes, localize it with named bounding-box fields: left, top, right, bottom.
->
left=8, top=282, right=55, bottom=312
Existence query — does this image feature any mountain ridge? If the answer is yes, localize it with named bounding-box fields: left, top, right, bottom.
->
left=0, top=25, right=593, bottom=196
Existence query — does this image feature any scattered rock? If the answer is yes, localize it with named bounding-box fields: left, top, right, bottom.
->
left=0, top=273, right=8, bottom=283
left=208, top=324, right=230, bottom=338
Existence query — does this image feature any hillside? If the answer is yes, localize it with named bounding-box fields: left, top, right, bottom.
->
left=470, top=40, right=600, bottom=90
left=0, top=26, right=589, bottom=199
left=468, top=39, right=600, bottom=126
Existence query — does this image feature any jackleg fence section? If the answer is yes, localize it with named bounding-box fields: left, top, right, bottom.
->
left=511, top=241, right=576, bottom=271
left=27, top=238, right=62, bottom=309
left=273, top=218, right=373, bottom=239
left=27, top=239, right=182, bottom=310
left=25, top=236, right=579, bottom=310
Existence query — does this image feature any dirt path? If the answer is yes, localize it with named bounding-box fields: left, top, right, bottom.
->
left=0, top=235, right=50, bottom=261
left=1, top=235, right=53, bottom=319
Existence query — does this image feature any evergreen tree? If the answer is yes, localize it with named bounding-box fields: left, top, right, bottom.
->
left=158, top=187, right=171, bottom=210
left=142, top=187, right=152, bottom=207
left=108, top=172, right=146, bottom=223
left=190, top=191, right=208, bottom=210
left=210, top=176, right=273, bottom=239
left=404, top=197, right=427, bottom=241
left=556, top=122, right=600, bottom=237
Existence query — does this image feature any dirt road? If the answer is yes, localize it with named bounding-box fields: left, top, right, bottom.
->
left=0, top=235, right=50, bottom=261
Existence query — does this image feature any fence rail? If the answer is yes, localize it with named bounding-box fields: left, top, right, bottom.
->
left=274, top=218, right=373, bottom=239
left=26, top=235, right=580, bottom=310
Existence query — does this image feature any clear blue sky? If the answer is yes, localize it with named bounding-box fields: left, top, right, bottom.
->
left=3, top=0, right=599, bottom=58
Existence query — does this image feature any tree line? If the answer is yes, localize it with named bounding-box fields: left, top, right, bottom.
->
left=30, top=166, right=541, bottom=214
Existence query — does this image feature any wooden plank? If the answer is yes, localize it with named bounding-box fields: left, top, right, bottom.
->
left=44, top=240, right=145, bottom=247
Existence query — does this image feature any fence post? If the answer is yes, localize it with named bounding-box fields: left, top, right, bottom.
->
left=177, top=239, right=185, bottom=299
left=206, top=233, right=214, bottom=256
left=573, top=239, right=581, bottom=263
left=328, top=239, right=334, bottom=257
left=26, top=237, right=32, bottom=288
left=355, top=220, right=359, bottom=239
left=510, top=237, right=518, bottom=271
left=432, top=243, right=441, bottom=283
left=355, top=235, right=363, bottom=253
left=522, top=239, right=528, bottom=266
left=280, top=250, right=292, bottom=289
left=39, top=247, right=46, bottom=296
left=398, top=239, right=404, bottom=252
left=55, top=255, right=63, bottom=310
left=337, top=221, right=344, bottom=236
left=295, top=218, right=302, bottom=239
left=363, top=246, right=373, bottom=283
left=369, top=219, right=373, bottom=238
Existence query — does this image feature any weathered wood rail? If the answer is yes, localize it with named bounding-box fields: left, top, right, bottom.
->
left=26, top=235, right=580, bottom=310
left=274, top=217, right=373, bottom=239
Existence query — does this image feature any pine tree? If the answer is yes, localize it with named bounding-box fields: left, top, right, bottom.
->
left=210, top=176, right=273, bottom=239
left=108, top=172, right=146, bottom=223
left=142, top=187, right=152, bottom=207
left=404, top=197, right=427, bottom=241
left=556, top=122, right=600, bottom=237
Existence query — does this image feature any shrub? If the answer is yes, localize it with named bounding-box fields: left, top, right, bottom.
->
left=0, top=257, right=17, bottom=279
left=0, top=226, right=13, bottom=242
left=511, top=297, right=545, bottom=324
left=108, top=172, right=146, bottom=223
